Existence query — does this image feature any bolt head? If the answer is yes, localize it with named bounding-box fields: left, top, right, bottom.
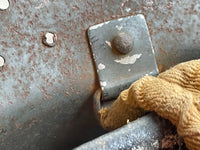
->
left=42, top=32, right=57, bottom=47
left=112, top=32, right=134, bottom=54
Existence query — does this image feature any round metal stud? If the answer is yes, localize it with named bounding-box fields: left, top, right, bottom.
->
left=112, top=32, right=134, bottom=54
left=0, top=56, right=5, bottom=69
left=0, top=0, right=9, bottom=10
left=42, top=32, right=57, bottom=47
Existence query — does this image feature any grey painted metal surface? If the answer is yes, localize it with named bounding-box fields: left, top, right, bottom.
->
left=88, top=14, right=158, bottom=100
left=75, top=113, right=184, bottom=150
left=0, top=0, right=199, bottom=150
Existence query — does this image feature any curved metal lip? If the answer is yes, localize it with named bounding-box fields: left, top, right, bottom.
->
left=93, top=88, right=102, bottom=121
left=92, top=88, right=118, bottom=122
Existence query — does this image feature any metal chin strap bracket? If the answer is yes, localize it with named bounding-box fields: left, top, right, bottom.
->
left=88, top=14, right=158, bottom=102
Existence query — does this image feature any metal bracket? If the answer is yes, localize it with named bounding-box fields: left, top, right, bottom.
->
left=88, top=14, right=158, bottom=100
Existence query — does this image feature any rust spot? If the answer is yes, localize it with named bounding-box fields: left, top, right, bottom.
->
left=0, top=128, right=7, bottom=134
left=8, top=101, right=13, bottom=105
left=40, top=86, right=52, bottom=100
left=1, top=74, right=6, bottom=81
left=191, top=4, right=195, bottom=10
left=166, top=28, right=173, bottom=33
left=164, top=1, right=173, bottom=9
left=53, top=87, right=57, bottom=93
left=42, top=76, right=45, bottom=80
left=174, top=28, right=183, bottom=34
left=40, top=87, right=47, bottom=95
left=1, top=41, right=8, bottom=47
left=34, top=133, right=40, bottom=137
left=72, top=5, right=80, bottom=10
left=18, top=79, right=22, bottom=84
left=163, top=19, right=168, bottom=24
left=63, top=89, right=70, bottom=97
left=29, top=120, right=37, bottom=128
left=15, top=123, right=22, bottom=130
left=158, top=64, right=164, bottom=73
left=17, top=50, right=23, bottom=56
left=27, top=45, right=35, bottom=53
left=159, top=48, right=168, bottom=56
left=30, top=76, right=34, bottom=81
left=28, top=53, right=36, bottom=63
left=76, top=90, right=81, bottom=95
left=28, top=21, right=33, bottom=26
left=178, top=20, right=183, bottom=25
left=24, top=91, right=30, bottom=99
left=49, top=82, right=53, bottom=87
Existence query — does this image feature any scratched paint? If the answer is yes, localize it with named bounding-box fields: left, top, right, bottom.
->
left=120, top=0, right=129, bottom=8
left=116, top=25, right=123, bottom=31
left=35, top=0, right=49, bottom=9
left=98, top=63, right=105, bottom=70
left=125, top=7, right=131, bottom=12
left=114, top=54, right=142, bottom=65
left=105, top=41, right=112, bottom=48
left=100, top=81, right=107, bottom=87
left=118, top=18, right=123, bottom=21
left=89, top=21, right=111, bottom=30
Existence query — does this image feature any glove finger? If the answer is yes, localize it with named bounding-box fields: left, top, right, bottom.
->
left=132, top=76, right=193, bottom=126
left=99, top=89, right=146, bottom=130
left=159, top=59, right=200, bottom=93
left=177, top=98, right=200, bottom=150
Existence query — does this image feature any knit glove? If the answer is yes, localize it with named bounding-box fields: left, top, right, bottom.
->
left=99, top=59, right=200, bottom=150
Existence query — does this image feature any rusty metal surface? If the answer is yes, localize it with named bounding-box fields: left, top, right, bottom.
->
left=0, top=0, right=199, bottom=149
left=0, top=0, right=105, bottom=149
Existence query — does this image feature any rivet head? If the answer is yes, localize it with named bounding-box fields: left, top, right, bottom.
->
left=0, top=56, right=5, bottom=68
left=112, top=32, right=134, bottom=54
left=0, top=0, right=9, bottom=10
left=42, top=32, right=57, bottom=47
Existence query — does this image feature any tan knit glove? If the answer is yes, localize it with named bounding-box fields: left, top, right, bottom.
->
left=99, top=59, right=200, bottom=150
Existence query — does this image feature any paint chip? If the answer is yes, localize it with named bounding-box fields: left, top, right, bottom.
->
left=116, top=25, right=123, bottom=31
left=35, top=0, right=49, bottom=9
left=89, top=21, right=110, bottom=30
left=125, top=7, right=131, bottom=12
left=98, top=63, right=106, bottom=70
left=127, top=119, right=130, bottom=124
left=149, top=71, right=153, bottom=75
left=114, top=54, right=142, bottom=65
left=105, top=41, right=112, bottom=48
left=100, top=81, right=107, bottom=87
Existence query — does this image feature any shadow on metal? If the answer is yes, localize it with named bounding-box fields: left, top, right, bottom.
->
left=49, top=94, right=107, bottom=150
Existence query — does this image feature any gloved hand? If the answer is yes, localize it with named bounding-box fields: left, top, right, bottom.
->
left=99, top=59, right=200, bottom=150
